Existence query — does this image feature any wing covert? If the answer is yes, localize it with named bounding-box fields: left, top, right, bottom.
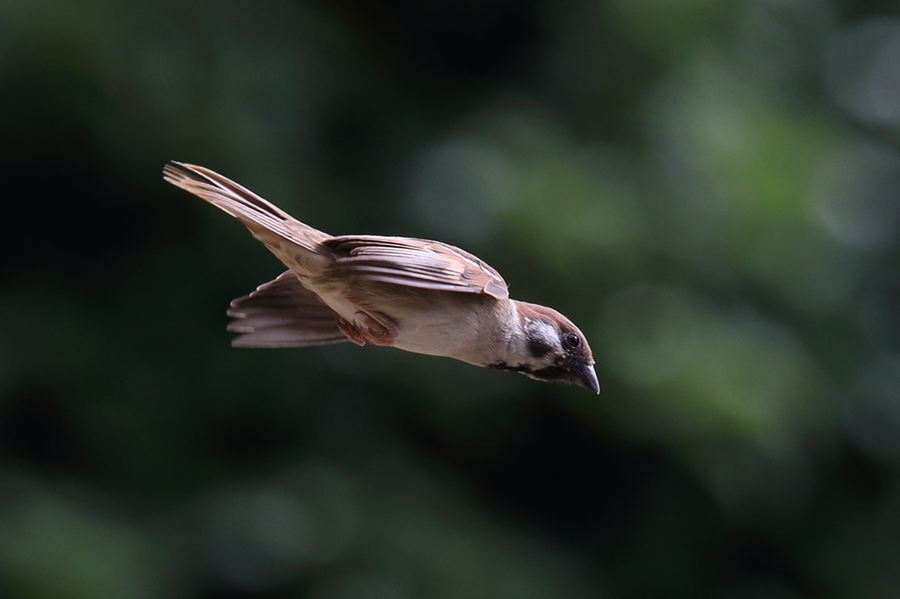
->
left=325, top=236, right=509, bottom=300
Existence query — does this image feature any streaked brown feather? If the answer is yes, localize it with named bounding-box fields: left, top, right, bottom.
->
left=226, top=271, right=348, bottom=348
left=326, top=235, right=509, bottom=300
left=163, top=163, right=331, bottom=262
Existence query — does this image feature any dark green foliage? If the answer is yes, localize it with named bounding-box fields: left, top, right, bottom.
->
left=2, top=1, right=899, bottom=597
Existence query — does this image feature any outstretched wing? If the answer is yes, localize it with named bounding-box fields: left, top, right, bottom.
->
left=226, top=271, right=348, bottom=348
left=164, top=162, right=332, bottom=274
left=325, top=236, right=509, bottom=300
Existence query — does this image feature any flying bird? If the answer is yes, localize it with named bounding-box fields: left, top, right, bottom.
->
left=164, top=162, right=600, bottom=393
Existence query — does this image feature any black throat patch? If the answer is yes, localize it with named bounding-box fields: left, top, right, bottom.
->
left=488, top=361, right=531, bottom=373
left=487, top=361, right=571, bottom=383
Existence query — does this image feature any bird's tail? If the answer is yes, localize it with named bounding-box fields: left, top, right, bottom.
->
left=163, top=162, right=331, bottom=273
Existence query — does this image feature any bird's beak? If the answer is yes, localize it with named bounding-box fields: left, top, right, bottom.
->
left=574, top=363, right=601, bottom=394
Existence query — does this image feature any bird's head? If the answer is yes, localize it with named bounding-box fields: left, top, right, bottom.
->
left=491, top=301, right=600, bottom=394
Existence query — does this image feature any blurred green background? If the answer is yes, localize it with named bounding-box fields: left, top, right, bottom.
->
left=3, top=0, right=900, bottom=597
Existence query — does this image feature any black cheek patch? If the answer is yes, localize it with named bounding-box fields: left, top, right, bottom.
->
left=528, top=337, right=553, bottom=358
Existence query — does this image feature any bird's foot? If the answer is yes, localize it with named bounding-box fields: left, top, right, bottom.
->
left=338, top=317, right=367, bottom=346
left=355, top=311, right=398, bottom=346
left=338, top=312, right=398, bottom=347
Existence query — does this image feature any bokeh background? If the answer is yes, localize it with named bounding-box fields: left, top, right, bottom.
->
left=3, top=1, right=900, bottom=597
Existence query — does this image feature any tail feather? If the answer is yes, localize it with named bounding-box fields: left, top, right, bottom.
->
left=163, top=162, right=331, bottom=271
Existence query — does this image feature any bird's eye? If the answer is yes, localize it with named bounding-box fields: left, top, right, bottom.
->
left=564, top=332, right=580, bottom=348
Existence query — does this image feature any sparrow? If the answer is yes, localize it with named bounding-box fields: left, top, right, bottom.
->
left=163, top=162, right=600, bottom=394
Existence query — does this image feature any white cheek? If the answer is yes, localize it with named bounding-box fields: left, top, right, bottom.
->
left=528, top=320, right=562, bottom=360
left=533, top=322, right=558, bottom=345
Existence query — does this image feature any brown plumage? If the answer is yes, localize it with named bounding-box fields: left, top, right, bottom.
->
left=164, top=162, right=600, bottom=393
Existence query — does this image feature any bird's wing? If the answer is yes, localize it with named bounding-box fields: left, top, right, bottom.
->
left=325, top=235, right=509, bottom=300
left=164, top=162, right=332, bottom=273
left=226, top=271, right=349, bottom=347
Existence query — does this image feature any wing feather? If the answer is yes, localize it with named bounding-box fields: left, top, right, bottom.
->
left=226, top=271, right=348, bottom=348
left=326, top=235, right=509, bottom=299
left=163, top=163, right=331, bottom=264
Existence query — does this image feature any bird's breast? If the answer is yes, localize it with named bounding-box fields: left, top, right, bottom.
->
left=315, top=280, right=509, bottom=365
left=389, top=304, right=487, bottom=362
